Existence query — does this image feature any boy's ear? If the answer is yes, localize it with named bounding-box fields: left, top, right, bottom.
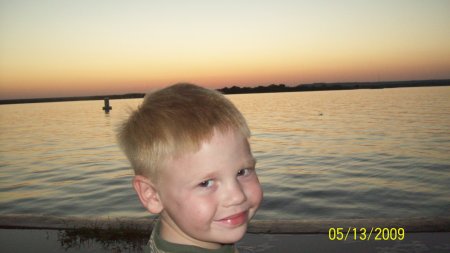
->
left=133, top=175, right=163, bottom=214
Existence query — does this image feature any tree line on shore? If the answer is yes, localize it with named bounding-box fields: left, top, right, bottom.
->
left=0, top=79, right=448, bottom=104
left=218, top=79, right=449, bottom=94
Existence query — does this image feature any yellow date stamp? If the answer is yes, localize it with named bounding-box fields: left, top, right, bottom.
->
left=328, top=227, right=405, bottom=241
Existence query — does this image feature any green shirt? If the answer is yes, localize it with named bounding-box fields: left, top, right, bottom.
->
left=143, top=219, right=236, bottom=253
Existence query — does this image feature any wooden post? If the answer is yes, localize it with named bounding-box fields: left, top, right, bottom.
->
left=102, top=97, right=112, bottom=113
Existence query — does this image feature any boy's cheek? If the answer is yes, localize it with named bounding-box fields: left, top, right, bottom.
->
left=165, top=195, right=216, bottom=226
left=247, top=179, right=263, bottom=206
left=253, top=175, right=263, bottom=195
left=184, top=194, right=217, bottom=217
left=256, top=183, right=264, bottom=206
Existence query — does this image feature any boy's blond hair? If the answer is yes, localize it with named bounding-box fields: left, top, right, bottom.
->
left=117, top=83, right=250, bottom=180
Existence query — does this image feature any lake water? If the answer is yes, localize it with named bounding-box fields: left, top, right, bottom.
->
left=0, top=86, right=449, bottom=221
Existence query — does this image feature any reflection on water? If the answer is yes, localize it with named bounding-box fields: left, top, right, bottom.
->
left=0, top=86, right=449, bottom=220
left=58, top=226, right=147, bottom=252
left=0, top=228, right=146, bottom=253
left=234, top=87, right=450, bottom=219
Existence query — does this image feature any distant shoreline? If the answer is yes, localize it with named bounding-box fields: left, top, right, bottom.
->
left=1, top=79, right=449, bottom=105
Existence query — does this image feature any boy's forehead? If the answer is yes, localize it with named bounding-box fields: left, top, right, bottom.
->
left=161, top=130, right=254, bottom=175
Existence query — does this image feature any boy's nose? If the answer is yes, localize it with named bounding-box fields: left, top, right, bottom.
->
left=223, top=180, right=247, bottom=207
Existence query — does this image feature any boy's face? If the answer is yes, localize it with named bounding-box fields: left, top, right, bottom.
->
left=157, top=129, right=263, bottom=249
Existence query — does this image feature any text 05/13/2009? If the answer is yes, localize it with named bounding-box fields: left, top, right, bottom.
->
left=328, top=227, right=405, bottom=241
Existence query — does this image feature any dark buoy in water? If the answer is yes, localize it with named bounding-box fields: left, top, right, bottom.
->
left=102, top=97, right=112, bottom=113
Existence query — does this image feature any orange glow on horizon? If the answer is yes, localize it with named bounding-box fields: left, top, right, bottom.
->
left=1, top=1, right=449, bottom=99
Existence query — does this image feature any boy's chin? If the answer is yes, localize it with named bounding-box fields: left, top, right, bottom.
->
left=214, top=224, right=247, bottom=244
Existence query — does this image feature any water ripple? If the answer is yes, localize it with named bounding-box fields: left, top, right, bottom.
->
left=1, top=87, right=449, bottom=220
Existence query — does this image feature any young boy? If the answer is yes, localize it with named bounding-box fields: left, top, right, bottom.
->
left=117, top=83, right=263, bottom=252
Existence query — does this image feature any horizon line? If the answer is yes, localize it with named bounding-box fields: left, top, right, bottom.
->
left=1, top=78, right=449, bottom=105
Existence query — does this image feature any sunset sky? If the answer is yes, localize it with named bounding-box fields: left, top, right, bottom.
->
left=1, top=0, right=449, bottom=99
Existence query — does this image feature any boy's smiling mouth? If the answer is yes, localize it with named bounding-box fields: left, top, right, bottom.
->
left=216, top=210, right=249, bottom=227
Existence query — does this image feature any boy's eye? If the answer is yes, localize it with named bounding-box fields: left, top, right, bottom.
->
left=237, top=168, right=251, bottom=177
left=199, top=179, right=214, bottom=188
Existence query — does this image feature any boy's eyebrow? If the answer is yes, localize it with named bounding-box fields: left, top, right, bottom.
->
left=246, top=156, right=257, bottom=167
left=198, top=171, right=218, bottom=181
